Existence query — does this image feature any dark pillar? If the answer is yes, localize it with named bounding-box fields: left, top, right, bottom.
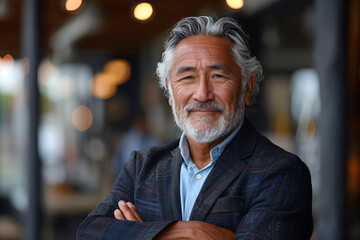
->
left=315, top=0, right=348, bottom=239
left=22, top=0, right=42, bottom=239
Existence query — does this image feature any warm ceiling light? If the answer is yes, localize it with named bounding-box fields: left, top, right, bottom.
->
left=226, top=0, right=244, bottom=10
left=2, top=53, right=14, bottom=64
left=91, top=73, right=117, bottom=99
left=0, top=54, right=14, bottom=77
left=103, top=59, right=131, bottom=85
left=65, top=0, right=82, bottom=12
left=134, top=2, right=153, bottom=21
left=71, top=105, right=93, bottom=132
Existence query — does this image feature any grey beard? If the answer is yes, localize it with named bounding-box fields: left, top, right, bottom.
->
left=171, top=101, right=245, bottom=143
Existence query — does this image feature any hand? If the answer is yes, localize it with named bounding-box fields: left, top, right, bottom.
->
left=155, top=221, right=235, bottom=240
left=113, top=200, right=143, bottom=222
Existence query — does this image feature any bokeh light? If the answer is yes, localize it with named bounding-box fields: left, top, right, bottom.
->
left=39, top=61, right=56, bottom=87
left=0, top=58, right=22, bottom=94
left=71, top=105, right=93, bottom=132
left=65, top=0, right=82, bottom=12
left=226, top=0, right=244, bottom=10
left=0, top=53, right=14, bottom=77
left=103, top=59, right=131, bottom=85
left=56, top=75, right=76, bottom=99
left=134, top=2, right=153, bottom=21
left=2, top=53, right=14, bottom=63
left=91, top=73, right=117, bottom=99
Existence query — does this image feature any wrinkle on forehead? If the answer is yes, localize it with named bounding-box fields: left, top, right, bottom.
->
left=175, top=40, right=233, bottom=57
left=170, top=35, right=240, bottom=75
left=176, top=35, right=232, bottom=51
left=176, top=64, right=230, bottom=75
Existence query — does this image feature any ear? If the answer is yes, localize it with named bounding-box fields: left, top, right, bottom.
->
left=168, top=95, right=173, bottom=107
left=245, top=74, right=257, bottom=106
left=166, top=79, right=173, bottom=107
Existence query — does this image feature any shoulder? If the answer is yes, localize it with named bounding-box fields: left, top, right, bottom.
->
left=260, top=135, right=307, bottom=166
left=124, top=139, right=180, bottom=171
left=136, top=139, right=179, bottom=161
left=239, top=120, right=310, bottom=177
left=250, top=134, right=311, bottom=183
left=114, top=139, right=180, bottom=190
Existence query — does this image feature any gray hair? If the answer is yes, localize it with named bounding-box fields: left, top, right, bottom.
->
left=156, top=16, right=263, bottom=109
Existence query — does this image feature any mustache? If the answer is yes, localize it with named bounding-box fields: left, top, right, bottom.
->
left=184, top=102, right=225, bottom=114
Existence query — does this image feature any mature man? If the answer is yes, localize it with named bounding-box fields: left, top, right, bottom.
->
left=77, top=16, right=313, bottom=239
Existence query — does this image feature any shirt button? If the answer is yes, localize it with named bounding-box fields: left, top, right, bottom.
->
left=196, top=174, right=202, bottom=180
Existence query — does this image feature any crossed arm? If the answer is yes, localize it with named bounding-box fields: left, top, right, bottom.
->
left=114, top=200, right=235, bottom=240
left=78, top=150, right=313, bottom=239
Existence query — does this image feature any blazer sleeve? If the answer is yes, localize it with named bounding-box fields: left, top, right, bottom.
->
left=234, top=156, right=313, bottom=240
left=76, top=151, right=175, bottom=240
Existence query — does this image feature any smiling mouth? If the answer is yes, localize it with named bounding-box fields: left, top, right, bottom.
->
left=184, top=102, right=225, bottom=115
left=188, top=109, right=220, bottom=119
left=190, top=108, right=218, bottom=113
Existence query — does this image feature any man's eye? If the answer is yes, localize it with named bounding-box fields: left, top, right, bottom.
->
left=181, top=76, right=194, bottom=80
left=212, top=74, right=224, bottom=79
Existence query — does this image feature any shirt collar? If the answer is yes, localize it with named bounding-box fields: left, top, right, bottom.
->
left=179, top=133, right=191, bottom=164
left=179, top=120, right=244, bottom=166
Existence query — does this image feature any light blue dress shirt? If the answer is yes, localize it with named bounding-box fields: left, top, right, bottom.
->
left=179, top=121, right=243, bottom=221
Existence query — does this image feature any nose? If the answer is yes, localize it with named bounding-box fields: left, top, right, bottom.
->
left=193, top=76, right=214, bottom=102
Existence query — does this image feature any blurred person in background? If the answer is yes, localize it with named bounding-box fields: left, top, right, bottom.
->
left=77, top=16, right=313, bottom=239
left=111, top=111, right=162, bottom=177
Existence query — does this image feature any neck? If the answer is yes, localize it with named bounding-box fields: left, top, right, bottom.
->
left=184, top=121, right=243, bottom=169
left=186, top=134, right=227, bottom=170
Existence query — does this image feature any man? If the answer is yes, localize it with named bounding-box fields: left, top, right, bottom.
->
left=77, top=16, right=313, bottom=239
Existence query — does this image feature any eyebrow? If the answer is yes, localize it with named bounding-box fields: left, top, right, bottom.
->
left=207, top=64, right=229, bottom=72
left=176, top=64, right=229, bottom=75
left=176, top=66, right=196, bottom=74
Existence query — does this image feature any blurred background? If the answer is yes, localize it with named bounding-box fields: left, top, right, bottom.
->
left=0, top=0, right=359, bottom=239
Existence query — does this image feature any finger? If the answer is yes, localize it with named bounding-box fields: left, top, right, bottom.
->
left=114, top=209, right=125, bottom=220
left=118, top=200, right=139, bottom=221
left=127, top=202, right=144, bottom=222
left=155, top=228, right=194, bottom=240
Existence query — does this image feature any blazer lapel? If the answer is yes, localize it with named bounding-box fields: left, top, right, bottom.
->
left=190, top=120, right=260, bottom=221
left=156, top=147, right=183, bottom=221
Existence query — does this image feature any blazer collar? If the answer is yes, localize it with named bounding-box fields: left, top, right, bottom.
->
left=157, top=119, right=260, bottom=221
left=190, top=119, right=260, bottom=221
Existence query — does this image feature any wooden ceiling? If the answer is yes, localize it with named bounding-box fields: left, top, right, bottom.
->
left=0, top=0, right=229, bottom=58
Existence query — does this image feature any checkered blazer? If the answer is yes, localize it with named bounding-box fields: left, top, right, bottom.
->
left=77, top=119, right=313, bottom=239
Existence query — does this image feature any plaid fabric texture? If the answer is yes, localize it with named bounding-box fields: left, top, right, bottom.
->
left=77, top=119, right=313, bottom=240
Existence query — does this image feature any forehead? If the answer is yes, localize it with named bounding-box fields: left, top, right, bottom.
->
left=172, top=35, right=236, bottom=66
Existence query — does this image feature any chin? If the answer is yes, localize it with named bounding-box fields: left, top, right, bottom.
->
left=172, top=100, right=245, bottom=143
left=184, top=120, right=229, bottom=143
left=190, top=120, right=216, bottom=129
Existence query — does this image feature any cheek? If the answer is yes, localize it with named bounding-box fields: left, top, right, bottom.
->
left=227, top=96, right=240, bottom=113
left=170, top=92, right=184, bottom=113
left=172, top=85, right=193, bottom=104
left=215, top=85, right=241, bottom=109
